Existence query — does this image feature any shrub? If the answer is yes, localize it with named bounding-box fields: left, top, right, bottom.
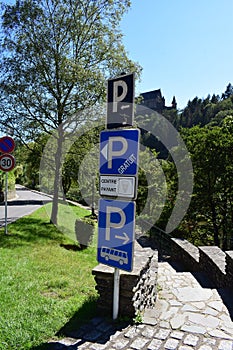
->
left=75, top=216, right=95, bottom=249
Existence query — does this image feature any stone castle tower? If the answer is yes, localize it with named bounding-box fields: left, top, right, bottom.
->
left=139, top=89, right=177, bottom=112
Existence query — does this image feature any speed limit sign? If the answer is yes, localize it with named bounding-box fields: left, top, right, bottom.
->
left=0, top=154, right=16, bottom=172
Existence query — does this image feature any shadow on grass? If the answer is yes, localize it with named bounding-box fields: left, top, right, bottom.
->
left=0, top=217, right=64, bottom=249
left=31, top=296, right=131, bottom=350
left=31, top=297, right=97, bottom=350
left=57, top=296, right=98, bottom=337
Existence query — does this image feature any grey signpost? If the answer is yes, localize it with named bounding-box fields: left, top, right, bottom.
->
left=98, top=73, right=139, bottom=320
left=0, top=137, right=16, bottom=235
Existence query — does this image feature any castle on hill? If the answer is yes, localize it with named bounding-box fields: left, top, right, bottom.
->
left=139, top=89, right=177, bottom=112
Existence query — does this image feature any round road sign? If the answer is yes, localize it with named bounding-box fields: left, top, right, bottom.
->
left=0, top=154, right=16, bottom=172
left=0, top=136, right=15, bottom=153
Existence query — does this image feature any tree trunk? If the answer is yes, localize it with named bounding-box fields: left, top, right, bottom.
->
left=50, top=128, right=64, bottom=226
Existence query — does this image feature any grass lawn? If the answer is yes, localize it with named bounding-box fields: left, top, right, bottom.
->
left=0, top=204, right=98, bottom=349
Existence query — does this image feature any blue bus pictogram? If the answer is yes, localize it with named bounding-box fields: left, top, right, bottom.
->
left=100, top=246, right=128, bottom=265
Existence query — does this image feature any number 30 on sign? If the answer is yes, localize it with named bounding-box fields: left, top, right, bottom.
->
left=0, top=154, right=16, bottom=172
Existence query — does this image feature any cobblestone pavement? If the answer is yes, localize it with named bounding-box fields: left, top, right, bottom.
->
left=47, top=260, right=233, bottom=350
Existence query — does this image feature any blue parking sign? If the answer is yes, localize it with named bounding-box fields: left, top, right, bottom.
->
left=99, top=129, right=139, bottom=176
left=97, top=198, right=135, bottom=272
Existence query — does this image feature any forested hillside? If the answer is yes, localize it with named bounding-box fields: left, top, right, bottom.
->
left=146, top=83, right=233, bottom=250
left=179, top=83, right=233, bottom=128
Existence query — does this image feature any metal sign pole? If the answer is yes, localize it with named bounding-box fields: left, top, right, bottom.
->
left=113, top=268, right=120, bottom=320
left=4, top=172, right=8, bottom=235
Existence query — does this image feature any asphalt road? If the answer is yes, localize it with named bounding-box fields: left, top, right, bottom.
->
left=0, top=184, right=52, bottom=227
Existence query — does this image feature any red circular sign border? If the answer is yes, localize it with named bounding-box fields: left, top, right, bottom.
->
left=0, top=154, right=16, bottom=172
left=0, top=136, right=15, bottom=154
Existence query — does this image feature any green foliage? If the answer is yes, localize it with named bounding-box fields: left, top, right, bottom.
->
left=178, top=121, right=233, bottom=249
left=155, top=159, right=178, bottom=230
left=7, top=171, right=15, bottom=191
left=136, top=111, right=176, bottom=159
left=222, top=83, right=233, bottom=100
left=0, top=170, right=16, bottom=198
left=136, top=148, right=167, bottom=229
left=64, top=124, right=102, bottom=203
left=15, top=134, right=49, bottom=189
left=133, top=311, right=143, bottom=324
left=180, top=85, right=233, bottom=129
left=139, top=85, right=233, bottom=249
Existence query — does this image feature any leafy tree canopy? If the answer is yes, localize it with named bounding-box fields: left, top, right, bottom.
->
left=0, top=0, right=140, bottom=225
left=0, top=0, right=140, bottom=141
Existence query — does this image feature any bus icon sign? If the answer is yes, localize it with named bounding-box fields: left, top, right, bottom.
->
left=97, top=198, right=135, bottom=271
left=100, top=246, right=128, bottom=266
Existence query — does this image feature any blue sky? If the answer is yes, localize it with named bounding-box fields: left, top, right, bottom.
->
left=2, top=0, right=233, bottom=109
left=120, top=0, right=233, bottom=109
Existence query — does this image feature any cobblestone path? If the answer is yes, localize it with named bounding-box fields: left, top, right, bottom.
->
left=47, top=260, right=233, bottom=350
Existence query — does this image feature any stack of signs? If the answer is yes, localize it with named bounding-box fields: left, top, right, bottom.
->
left=98, top=73, right=139, bottom=272
left=0, top=136, right=16, bottom=172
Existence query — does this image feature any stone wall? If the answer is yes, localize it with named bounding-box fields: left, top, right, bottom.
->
left=0, top=189, right=16, bottom=202
left=226, top=251, right=233, bottom=286
left=8, top=189, right=16, bottom=200
left=92, top=242, right=158, bottom=318
left=93, top=225, right=233, bottom=320
left=151, top=226, right=233, bottom=288
left=199, top=246, right=226, bottom=287
left=171, top=238, right=199, bottom=272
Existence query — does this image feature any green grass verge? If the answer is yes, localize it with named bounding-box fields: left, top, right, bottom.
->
left=0, top=204, right=98, bottom=349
